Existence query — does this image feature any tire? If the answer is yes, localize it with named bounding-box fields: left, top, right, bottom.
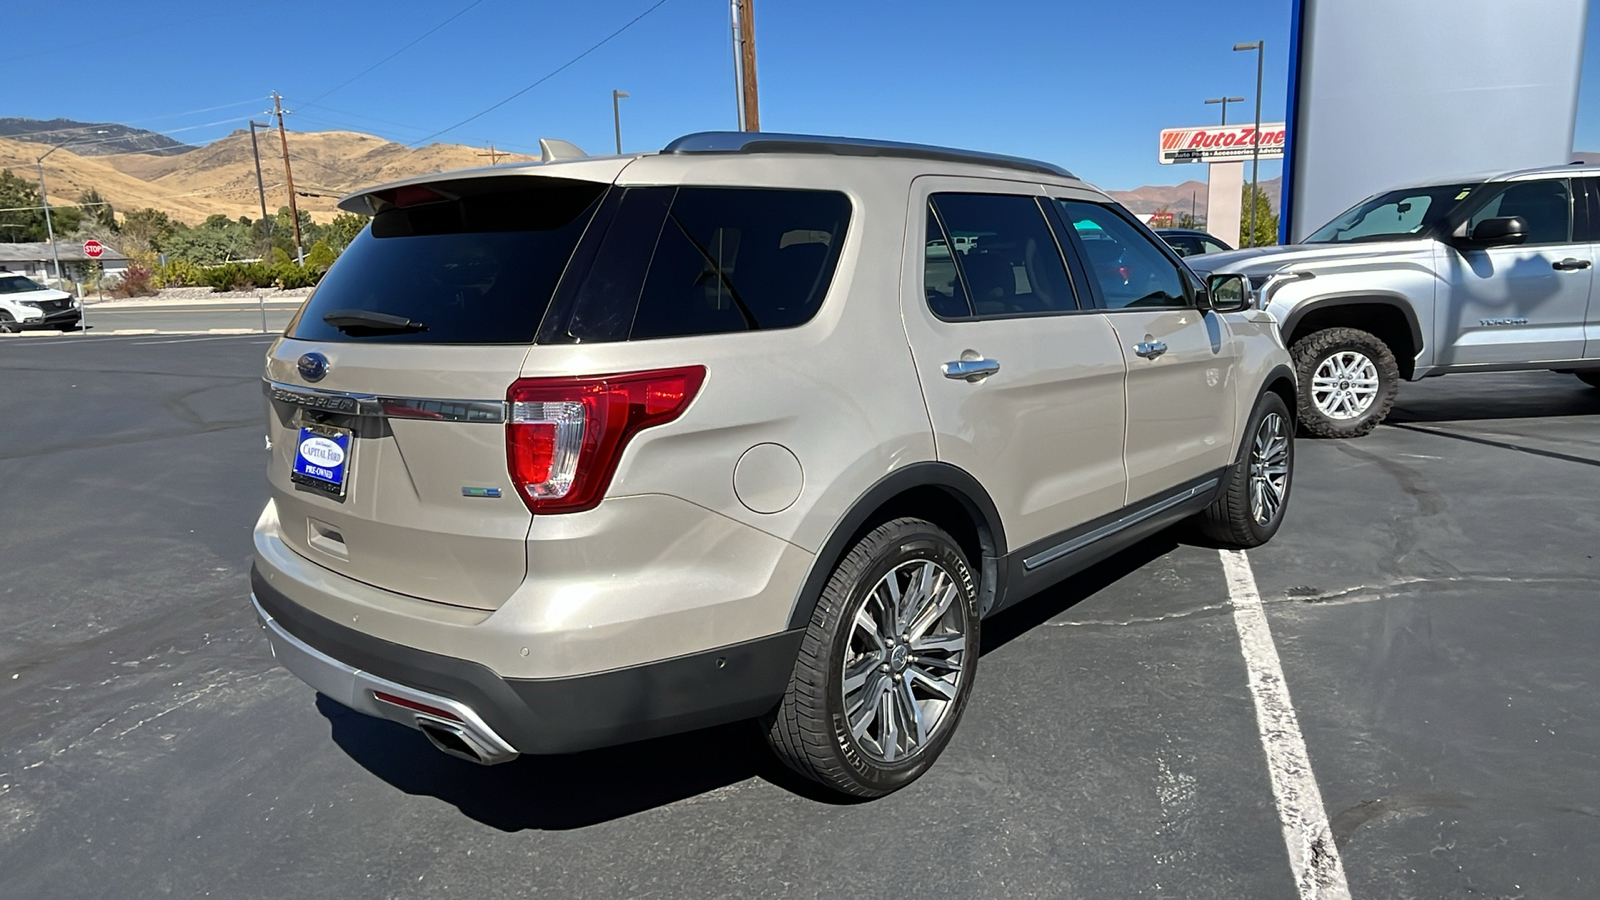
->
left=764, top=518, right=980, bottom=798
left=0, top=313, right=17, bottom=335
left=1576, top=372, right=1600, bottom=390
left=1290, top=326, right=1400, bottom=438
left=1198, top=391, right=1294, bottom=548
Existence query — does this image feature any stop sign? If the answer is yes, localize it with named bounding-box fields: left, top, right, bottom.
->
left=82, top=239, right=104, bottom=259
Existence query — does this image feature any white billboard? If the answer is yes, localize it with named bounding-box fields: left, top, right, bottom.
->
left=1159, top=124, right=1286, bottom=165
left=1282, top=0, right=1588, bottom=241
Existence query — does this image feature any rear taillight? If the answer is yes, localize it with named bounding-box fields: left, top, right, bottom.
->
left=506, top=366, right=706, bottom=514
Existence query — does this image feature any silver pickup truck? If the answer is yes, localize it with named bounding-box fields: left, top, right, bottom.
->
left=1192, top=165, right=1600, bottom=437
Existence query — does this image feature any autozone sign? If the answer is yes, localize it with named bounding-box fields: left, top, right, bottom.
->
left=1159, top=123, right=1287, bottom=164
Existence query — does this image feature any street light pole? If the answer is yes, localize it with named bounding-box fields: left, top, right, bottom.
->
left=612, top=90, right=630, bottom=154
left=248, top=121, right=273, bottom=243
left=1204, top=95, right=1246, bottom=126
left=1234, top=41, right=1265, bottom=247
left=33, top=155, right=64, bottom=293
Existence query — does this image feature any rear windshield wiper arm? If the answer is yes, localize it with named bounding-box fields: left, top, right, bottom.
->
left=322, top=309, right=428, bottom=335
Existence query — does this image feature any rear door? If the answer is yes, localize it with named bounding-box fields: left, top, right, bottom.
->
left=1580, top=177, right=1600, bottom=359
left=900, top=178, right=1128, bottom=553
left=1437, top=176, right=1592, bottom=366
left=1052, top=199, right=1240, bottom=506
left=264, top=174, right=610, bottom=610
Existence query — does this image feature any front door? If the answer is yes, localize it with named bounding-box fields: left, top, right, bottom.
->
left=1437, top=177, right=1593, bottom=367
left=1052, top=199, right=1240, bottom=505
left=900, top=180, right=1129, bottom=553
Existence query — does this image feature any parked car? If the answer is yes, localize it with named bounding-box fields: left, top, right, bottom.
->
left=1191, top=165, right=1600, bottom=437
left=0, top=273, right=80, bottom=332
left=250, top=132, right=1296, bottom=797
left=1156, top=228, right=1234, bottom=258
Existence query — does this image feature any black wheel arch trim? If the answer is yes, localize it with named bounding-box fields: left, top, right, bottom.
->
left=1279, top=292, right=1425, bottom=358
left=785, top=462, right=1008, bottom=630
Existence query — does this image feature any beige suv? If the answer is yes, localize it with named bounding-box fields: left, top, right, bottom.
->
left=252, top=132, right=1296, bottom=798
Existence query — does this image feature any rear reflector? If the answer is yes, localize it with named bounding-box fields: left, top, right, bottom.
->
left=507, top=366, right=706, bottom=514
left=372, top=690, right=461, bottom=722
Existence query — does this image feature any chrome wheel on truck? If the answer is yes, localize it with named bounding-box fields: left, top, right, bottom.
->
left=1310, top=351, right=1381, bottom=420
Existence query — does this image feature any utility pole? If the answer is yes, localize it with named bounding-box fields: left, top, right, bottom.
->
left=248, top=121, right=273, bottom=252
left=728, top=1, right=745, bottom=129
left=477, top=142, right=507, bottom=164
left=612, top=90, right=629, bottom=154
left=272, top=92, right=305, bottom=265
left=736, top=0, right=760, bottom=131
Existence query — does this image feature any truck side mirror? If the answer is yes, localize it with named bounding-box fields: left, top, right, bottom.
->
left=1467, top=216, right=1527, bottom=247
left=1204, top=273, right=1252, bottom=313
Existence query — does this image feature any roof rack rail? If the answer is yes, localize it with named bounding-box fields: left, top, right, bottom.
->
left=662, top=131, right=1075, bottom=179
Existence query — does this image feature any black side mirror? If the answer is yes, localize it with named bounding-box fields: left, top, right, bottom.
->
left=1204, top=273, right=1252, bottom=313
left=1467, top=216, right=1527, bottom=247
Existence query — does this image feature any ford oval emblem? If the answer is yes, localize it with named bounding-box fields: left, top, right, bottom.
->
left=297, top=352, right=330, bottom=383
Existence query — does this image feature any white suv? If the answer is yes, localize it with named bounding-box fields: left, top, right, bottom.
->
left=0, top=273, right=80, bottom=332
left=252, top=132, right=1297, bottom=797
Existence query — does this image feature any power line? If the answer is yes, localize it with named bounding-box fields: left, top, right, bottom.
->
left=300, top=0, right=484, bottom=108
left=410, top=0, right=674, bottom=145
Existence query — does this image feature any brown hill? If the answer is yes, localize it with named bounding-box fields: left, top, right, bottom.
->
left=1, top=128, right=536, bottom=227
left=1107, top=176, right=1282, bottom=219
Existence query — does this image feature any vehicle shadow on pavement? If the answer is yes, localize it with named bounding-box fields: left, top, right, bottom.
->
left=318, top=532, right=1187, bottom=829
left=1387, top=376, right=1600, bottom=425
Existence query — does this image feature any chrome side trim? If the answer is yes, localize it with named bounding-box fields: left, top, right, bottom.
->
left=1022, top=478, right=1220, bottom=571
left=251, top=593, right=519, bottom=764
left=265, top=381, right=507, bottom=424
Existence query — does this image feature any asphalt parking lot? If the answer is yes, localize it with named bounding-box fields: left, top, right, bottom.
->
left=1, top=334, right=1597, bottom=899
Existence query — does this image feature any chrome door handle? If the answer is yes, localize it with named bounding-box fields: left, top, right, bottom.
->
left=1134, top=341, right=1168, bottom=359
left=942, top=357, right=1001, bottom=381
left=1553, top=258, right=1592, bottom=271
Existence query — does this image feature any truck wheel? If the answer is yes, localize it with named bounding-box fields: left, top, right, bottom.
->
left=1290, top=327, right=1400, bottom=438
left=1576, top=372, right=1600, bottom=390
left=764, top=518, right=979, bottom=798
left=1199, top=390, right=1294, bottom=547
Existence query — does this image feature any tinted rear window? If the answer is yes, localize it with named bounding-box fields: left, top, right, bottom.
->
left=540, top=186, right=852, bottom=343
left=287, top=177, right=606, bottom=344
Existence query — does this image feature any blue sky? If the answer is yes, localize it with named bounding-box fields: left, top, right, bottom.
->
left=3, top=0, right=1596, bottom=191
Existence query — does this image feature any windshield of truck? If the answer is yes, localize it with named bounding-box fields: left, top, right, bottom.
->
left=1305, top=183, right=1476, bottom=243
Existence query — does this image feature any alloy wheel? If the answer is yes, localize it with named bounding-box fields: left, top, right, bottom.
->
left=1249, top=411, right=1290, bottom=526
left=1310, top=351, right=1380, bottom=419
left=841, top=559, right=968, bottom=764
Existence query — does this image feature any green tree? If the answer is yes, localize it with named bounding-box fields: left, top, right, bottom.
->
left=164, top=219, right=256, bottom=265
left=78, top=188, right=117, bottom=231
left=119, top=208, right=185, bottom=262
left=324, top=212, right=369, bottom=252
left=0, top=169, right=83, bottom=241
left=305, top=240, right=337, bottom=271
left=1239, top=183, right=1279, bottom=248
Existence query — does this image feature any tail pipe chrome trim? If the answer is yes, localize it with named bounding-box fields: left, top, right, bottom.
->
left=252, top=593, right=519, bottom=765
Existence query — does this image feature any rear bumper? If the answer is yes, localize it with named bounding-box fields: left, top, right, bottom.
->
left=252, top=566, right=803, bottom=757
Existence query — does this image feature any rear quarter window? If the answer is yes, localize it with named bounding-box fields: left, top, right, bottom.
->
left=541, top=186, right=852, bottom=343
left=287, top=177, right=607, bottom=344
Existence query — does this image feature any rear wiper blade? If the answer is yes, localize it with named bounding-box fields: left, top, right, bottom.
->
left=322, top=309, right=428, bottom=335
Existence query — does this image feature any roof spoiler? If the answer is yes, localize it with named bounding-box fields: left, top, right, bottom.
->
left=338, top=138, right=594, bottom=215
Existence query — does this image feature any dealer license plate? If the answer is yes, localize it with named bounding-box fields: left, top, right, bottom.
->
left=291, top=424, right=351, bottom=497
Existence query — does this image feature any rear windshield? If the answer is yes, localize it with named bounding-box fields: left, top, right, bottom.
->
left=287, top=177, right=607, bottom=344
left=539, top=186, right=852, bottom=343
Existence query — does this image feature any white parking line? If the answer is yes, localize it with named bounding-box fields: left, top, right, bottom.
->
left=1220, top=550, right=1351, bottom=900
